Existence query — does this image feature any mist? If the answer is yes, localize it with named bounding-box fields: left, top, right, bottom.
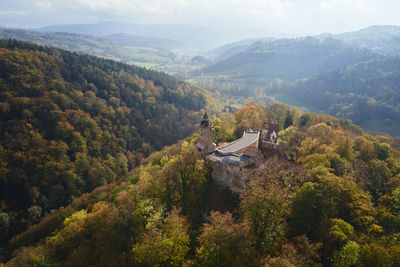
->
left=2, top=0, right=400, bottom=37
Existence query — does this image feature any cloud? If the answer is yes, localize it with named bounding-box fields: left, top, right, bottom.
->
left=69, top=0, right=188, bottom=15
left=35, top=1, right=53, bottom=9
left=1, top=0, right=400, bottom=34
left=67, top=0, right=293, bottom=17
left=320, top=0, right=377, bottom=12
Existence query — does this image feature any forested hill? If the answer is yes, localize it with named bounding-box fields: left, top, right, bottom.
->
left=196, top=37, right=382, bottom=80
left=0, top=39, right=209, bottom=248
left=4, top=103, right=400, bottom=266
left=279, top=57, right=400, bottom=136
left=0, top=28, right=177, bottom=67
left=333, top=25, right=400, bottom=56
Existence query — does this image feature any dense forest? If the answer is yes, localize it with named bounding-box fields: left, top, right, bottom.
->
left=0, top=39, right=211, bottom=253
left=3, top=102, right=400, bottom=266
left=278, top=57, right=400, bottom=136
left=196, top=37, right=382, bottom=80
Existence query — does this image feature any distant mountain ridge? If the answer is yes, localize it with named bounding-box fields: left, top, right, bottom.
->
left=205, top=37, right=275, bottom=61
left=318, top=25, right=400, bottom=56
left=190, top=25, right=400, bottom=136
left=36, top=21, right=292, bottom=50
left=0, top=28, right=176, bottom=66
left=197, top=37, right=383, bottom=80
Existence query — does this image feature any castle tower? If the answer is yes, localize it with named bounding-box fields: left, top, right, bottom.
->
left=200, top=112, right=213, bottom=146
left=196, top=112, right=216, bottom=155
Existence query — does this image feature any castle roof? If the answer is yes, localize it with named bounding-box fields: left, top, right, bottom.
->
left=216, top=131, right=259, bottom=155
left=208, top=153, right=252, bottom=167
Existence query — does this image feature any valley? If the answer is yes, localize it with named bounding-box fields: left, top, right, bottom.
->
left=1, top=21, right=400, bottom=266
left=4, top=24, right=400, bottom=137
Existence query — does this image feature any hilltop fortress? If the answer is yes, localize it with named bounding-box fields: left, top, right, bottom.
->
left=196, top=112, right=285, bottom=192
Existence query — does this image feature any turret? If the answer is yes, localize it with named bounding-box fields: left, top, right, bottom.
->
left=196, top=112, right=216, bottom=156
left=200, top=112, right=213, bottom=145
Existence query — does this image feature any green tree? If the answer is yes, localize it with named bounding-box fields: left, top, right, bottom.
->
left=360, top=243, right=391, bottom=267
left=374, top=142, right=391, bottom=161
left=393, top=187, right=400, bottom=210
left=195, top=211, right=258, bottom=267
left=284, top=112, right=293, bottom=129
left=332, top=241, right=360, bottom=267
left=289, top=182, right=327, bottom=241
left=241, top=183, right=288, bottom=254
left=289, top=173, right=373, bottom=241
left=366, top=160, right=392, bottom=201
left=132, top=209, right=190, bottom=267
left=335, top=136, right=353, bottom=161
left=299, top=113, right=313, bottom=127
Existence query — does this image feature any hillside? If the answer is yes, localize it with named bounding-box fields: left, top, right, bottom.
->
left=326, top=25, right=400, bottom=56
left=204, top=37, right=274, bottom=61
left=278, top=57, right=400, bottom=136
left=104, top=33, right=183, bottom=50
left=196, top=37, right=382, bottom=80
left=3, top=103, right=400, bottom=266
left=191, top=33, right=400, bottom=136
left=0, top=28, right=178, bottom=68
left=0, top=39, right=210, bottom=250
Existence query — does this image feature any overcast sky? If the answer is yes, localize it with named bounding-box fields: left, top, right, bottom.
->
left=1, top=0, right=400, bottom=35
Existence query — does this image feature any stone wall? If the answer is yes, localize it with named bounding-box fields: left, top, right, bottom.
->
left=211, top=163, right=253, bottom=193
left=200, top=126, right=213, bottom=146
left=210, top=152, right=285, bottom=193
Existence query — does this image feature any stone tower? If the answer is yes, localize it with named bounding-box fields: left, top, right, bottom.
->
left=196, top=112, right=216, bottom=155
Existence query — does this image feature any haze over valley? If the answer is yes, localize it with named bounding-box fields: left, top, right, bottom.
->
left=3, top=21, right=400, bottom=135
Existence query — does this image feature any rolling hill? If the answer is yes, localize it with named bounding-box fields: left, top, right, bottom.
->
left=37, top=21, right=293, bottom=51
left=0, top=39, right=211, bottom=249
left=278, top=57, right=400, bottom=136
left=3, top=103, right=400, bottom=266
left=38, top=21, right=236, bottom=50
left=196, top=37, right=383, bottom=80
left=0, top=28, right=177, bottom=67
left=204, top=38, right=273, bottom=61
left=323, top=25, right=400, bottom=56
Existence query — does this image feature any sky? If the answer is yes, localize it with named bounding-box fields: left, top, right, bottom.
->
left=1, top=0, right=400, bottom=35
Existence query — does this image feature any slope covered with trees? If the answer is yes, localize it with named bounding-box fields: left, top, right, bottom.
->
left=0, top=39, right=210, bottom=250
left=196, top=37, right=382, bottom=80
left=332, top=25, right=400, bottom=56
left=190, top=37, right=386, bottom=116
left=3, top=103, right=400, bottom=266
left=278, top=57, right=400, bottom=136
left=0, top=28, right=176, bottom=67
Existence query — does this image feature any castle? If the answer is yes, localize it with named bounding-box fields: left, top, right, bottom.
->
left=196, top=112, right=284, bottom=192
